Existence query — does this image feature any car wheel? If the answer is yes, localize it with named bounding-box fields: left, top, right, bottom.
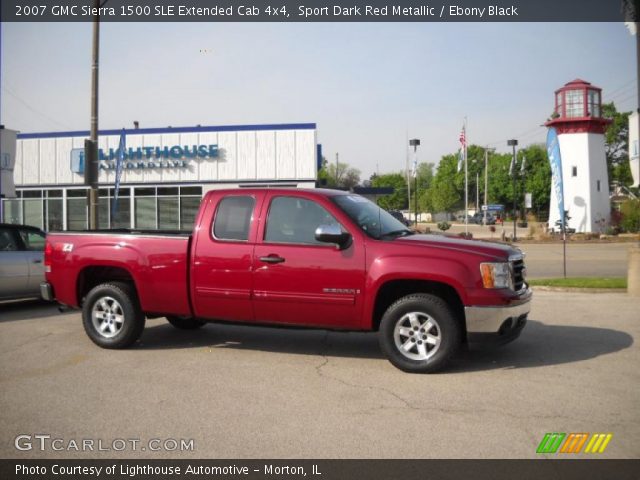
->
left=379, top=293, right=461, bottom=373
left=82, top=282, right=145, bottom=349
left=166, top=315, right=206, bottom=330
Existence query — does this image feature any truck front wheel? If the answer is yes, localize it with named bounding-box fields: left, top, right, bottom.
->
left=379, top=293, right=461, bottom=373
left=82, top=282, right=145, bottom=349
left=166, top=316, right=206, bottom=330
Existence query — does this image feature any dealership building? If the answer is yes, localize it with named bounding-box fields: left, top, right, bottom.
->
left=1, top=123, right=319, bottom=231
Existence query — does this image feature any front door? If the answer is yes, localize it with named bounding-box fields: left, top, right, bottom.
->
left=252, top=194, right=365, bottom=329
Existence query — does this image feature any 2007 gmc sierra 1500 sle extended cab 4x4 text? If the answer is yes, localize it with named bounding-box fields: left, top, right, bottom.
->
left=41, top=188, right=531, bottom=373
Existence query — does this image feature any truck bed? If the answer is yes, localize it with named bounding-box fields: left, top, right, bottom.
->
left=45, top=231, right=193, bottom=316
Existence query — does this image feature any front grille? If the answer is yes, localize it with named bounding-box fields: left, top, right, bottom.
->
left=512, top=258, right=525, bottom=292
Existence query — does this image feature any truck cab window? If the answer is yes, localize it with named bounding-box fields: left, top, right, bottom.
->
left=19, top=229, right=46, bottom=251
left=0, top=229, right=19, bottom=251
left=265, top=196, right=342, bottom=245
left=213, top=196, right=255, bottom=241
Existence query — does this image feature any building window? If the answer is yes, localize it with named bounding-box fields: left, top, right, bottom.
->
left=46, top=190, right=63, bottom=231
left=21, top=190, right=44, bottom=229
left=135, top=187, right=157, bottom=229
left=111, top=188, right=131, bottom=229
left=157, top=187, right=179, bottom=230
left=597, top=180, right=601, bottom=192
left=572, top=166, right=577, bottom=177
left=67, top=189, right=88, bottom=230
left=2, top=192, right=23, bottom=225
left=179, top=186, right=202, bottom=231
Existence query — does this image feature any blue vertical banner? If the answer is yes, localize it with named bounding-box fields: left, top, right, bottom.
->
left=546, top=127, right=565, bottom=231
left=112, top=129, right=126, bottom=220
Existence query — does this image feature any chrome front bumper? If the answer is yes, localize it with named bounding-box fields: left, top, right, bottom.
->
left=465, top=287, right=532, bottom=340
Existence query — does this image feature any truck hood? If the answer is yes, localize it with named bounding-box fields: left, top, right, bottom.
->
left=394, top=234, right=521, bottom=262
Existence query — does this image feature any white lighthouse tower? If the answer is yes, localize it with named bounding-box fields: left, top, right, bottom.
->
left=545, top=79, right=611, bottom=233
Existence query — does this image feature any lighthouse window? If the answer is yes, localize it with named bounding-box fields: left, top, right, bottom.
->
left=597, top=180, right=601, bottom=192
left=556, top=93, right=564, bottom=116
left=565, top=90, right=584, bottom=118
left=572, top=166, right=577, bottom=177
left=588, top=90, right=600, bottom=117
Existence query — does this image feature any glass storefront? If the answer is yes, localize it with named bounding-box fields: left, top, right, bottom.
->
left=1, top=185, right=202, bottom=232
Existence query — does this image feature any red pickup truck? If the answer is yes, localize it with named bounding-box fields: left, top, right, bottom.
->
left=41, top=188, right=531, bottom=373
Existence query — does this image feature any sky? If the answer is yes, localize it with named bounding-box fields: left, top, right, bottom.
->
left=0, top=22, right=636, bottom=179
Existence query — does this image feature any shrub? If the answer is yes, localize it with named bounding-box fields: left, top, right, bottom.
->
left=437, top=221, right=451, bottom=231
left=457, top=232, right=473, bottom=240
left=620, top=199, right=640, bottom=233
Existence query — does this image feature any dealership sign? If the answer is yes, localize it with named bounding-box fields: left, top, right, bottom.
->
left=70, top=144, right=219, bottom=173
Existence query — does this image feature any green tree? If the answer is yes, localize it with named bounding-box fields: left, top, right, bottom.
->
left=411, top=162, right=434, bottom=212
left=520, top=144, right=551, bottom=216
left=603, top=102, right=634, bottom=186
left=317, top=156, right=330, bottom=186
left=427, top=154, right=461, bottom=215
left=318, top=158, right=361, bottom=190
left=620, top=199, right=640, bottom=233
left=371, top=172, right=408, bottom=210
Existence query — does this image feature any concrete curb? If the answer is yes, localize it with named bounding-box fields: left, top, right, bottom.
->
left=531, top=286, right=627, bottom=294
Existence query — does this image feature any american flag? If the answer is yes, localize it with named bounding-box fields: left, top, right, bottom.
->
left=457, top=126, right=466, bottom=172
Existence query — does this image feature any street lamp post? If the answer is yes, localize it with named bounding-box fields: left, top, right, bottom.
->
left=409, top=138, right=420, bottom=226
left=483, top=146, right=495, bottom=225
left=507, top=139, right=518, bottom=241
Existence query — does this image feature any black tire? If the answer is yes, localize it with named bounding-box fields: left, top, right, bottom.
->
left=166, top=315, right=206, bottom=330
left=82, top=282, right=145, bottom=349
left=379, top=293, right=462, bottom=373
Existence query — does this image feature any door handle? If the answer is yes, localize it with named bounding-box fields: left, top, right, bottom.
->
left=259, top=255, right=285, bottom=264
left=33, top=259, right=42, bottom=264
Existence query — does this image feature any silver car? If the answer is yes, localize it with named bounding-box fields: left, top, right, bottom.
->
left=0, top=224, right=47, bottom=301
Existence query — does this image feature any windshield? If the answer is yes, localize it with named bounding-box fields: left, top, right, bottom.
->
left=332, top=195, right=411, bottom=240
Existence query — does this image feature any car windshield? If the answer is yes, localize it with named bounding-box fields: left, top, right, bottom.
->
left=332, top=194, right=412, bottom=240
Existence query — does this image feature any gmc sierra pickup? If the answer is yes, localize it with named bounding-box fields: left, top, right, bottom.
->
left=41, top=188, right=531, bottom=373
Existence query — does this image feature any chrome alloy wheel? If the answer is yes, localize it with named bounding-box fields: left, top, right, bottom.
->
left=91, top=296, right=125, bottom=338
left=393, top=312, right=441, bottom=361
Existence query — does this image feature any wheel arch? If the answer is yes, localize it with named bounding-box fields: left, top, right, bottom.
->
left=76, top=266, right=138, bottom=307
left=371, top=279, right=466, bottom=340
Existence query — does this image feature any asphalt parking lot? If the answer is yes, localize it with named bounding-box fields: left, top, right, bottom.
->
left=1, top=290, right=638, bottom=459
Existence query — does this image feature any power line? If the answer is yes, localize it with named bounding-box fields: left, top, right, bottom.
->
left=2, top=84, right=73, bottom=130
left=604, top=84, right=636, bottom=103
left=606, top=77, right=636, bottom=98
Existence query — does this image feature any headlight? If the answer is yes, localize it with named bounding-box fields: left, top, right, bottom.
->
left=480, top=262, right=513, bottom=289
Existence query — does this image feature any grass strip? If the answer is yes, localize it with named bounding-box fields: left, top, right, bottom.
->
left=528, top=277, right=627, bottom=289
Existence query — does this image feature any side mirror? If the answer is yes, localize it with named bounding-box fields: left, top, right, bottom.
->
left=315, top=224, right=352, bottom=250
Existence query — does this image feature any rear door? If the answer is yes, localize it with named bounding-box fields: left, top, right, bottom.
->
left=252, top=193, right=365, bottom=329
left=0, top=227, right=29, bottom=299
left=18, top=227, right=46, bottom=293
left=190, top=192, right=264, bottom=322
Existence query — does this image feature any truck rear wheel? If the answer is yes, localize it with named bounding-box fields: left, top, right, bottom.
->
left=166, top=315, right=206, bottom=330
left=82, top=282, right=145, bottom=349
left=379, top=293, right=461, bottom=373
